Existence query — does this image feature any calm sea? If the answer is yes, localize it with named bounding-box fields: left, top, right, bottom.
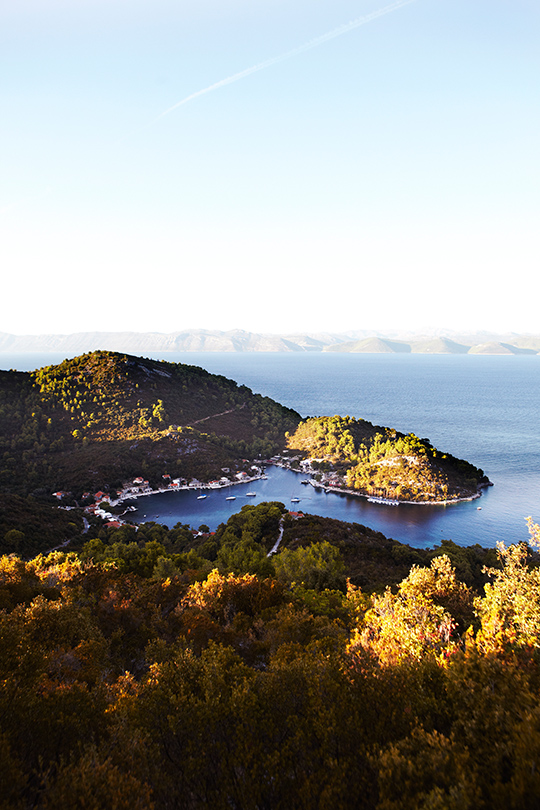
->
left=3, top=351, right=539, bottom=549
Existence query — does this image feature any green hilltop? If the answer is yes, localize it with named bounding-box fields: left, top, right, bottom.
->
left=287, top=415, right=489, bottom=502
left=0, top=350, right=301, bottom=497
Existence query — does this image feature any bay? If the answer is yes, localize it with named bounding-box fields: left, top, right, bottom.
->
left=2, top=351, right=539, bottom=549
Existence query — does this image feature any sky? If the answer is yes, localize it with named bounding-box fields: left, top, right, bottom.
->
left=2, top=0, right=539, bottom=337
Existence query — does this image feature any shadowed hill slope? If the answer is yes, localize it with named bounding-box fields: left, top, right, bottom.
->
left=0, top=351, right=301, bottom=496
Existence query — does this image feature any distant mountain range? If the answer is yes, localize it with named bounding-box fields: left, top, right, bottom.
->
left=1, top=329, right=539, bottom=355
left=324, top=335, right=540, bottom=355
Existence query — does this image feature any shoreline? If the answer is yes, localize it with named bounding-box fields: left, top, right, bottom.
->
left=111, top=472, right=266, bottom=508
left=103, top=462, right=490, bottom=522
left=272, top=461, right=488, bottom=507
left=319, top=484, right=483, bottom=507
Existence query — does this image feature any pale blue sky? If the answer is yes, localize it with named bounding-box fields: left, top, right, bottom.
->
left=2, top=0, right=539, bottom=336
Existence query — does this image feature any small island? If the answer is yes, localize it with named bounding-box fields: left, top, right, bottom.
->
left=283, top=415, right=490, bottom=504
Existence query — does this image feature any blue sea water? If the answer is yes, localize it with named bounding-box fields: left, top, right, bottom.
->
left=2, top=351, right=539, bottom=549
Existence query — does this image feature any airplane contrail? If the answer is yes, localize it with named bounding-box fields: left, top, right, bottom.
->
left=150, top=0, right=418, bottom=125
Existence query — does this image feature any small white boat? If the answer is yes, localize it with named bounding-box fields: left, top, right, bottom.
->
left=246, top=492, right=256, bottom=497
left=291, top=497, right=301, bottom=503
left=226, top=496, right=236, bottom=501
left=367, top=497, right=399, bottom=506
left=197, top=494, right=207, bottom=500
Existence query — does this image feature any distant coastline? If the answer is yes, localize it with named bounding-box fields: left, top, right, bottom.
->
left=1, top=328, right=539, bottom=356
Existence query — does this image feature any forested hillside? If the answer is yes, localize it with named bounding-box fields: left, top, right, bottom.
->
left=1, top=503, right=539, bottom=808
left=0, top=351, right=301, bottom=496
left=287, top=415, right=488, bottom=502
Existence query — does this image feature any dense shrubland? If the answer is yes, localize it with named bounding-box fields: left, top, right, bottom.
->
left=1, top=502, right=539, bottom=808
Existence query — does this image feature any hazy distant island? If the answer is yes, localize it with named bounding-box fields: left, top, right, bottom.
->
left=1, top=328, right=540, bottom=355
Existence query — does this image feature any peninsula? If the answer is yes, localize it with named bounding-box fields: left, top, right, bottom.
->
left=284, top=415, right=489, bottom=504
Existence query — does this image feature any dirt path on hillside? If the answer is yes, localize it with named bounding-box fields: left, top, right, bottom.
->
left=186, top=401, right=246, bottom=427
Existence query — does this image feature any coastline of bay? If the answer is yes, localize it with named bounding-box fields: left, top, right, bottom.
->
left=2, top=352, right=538, bottom=548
